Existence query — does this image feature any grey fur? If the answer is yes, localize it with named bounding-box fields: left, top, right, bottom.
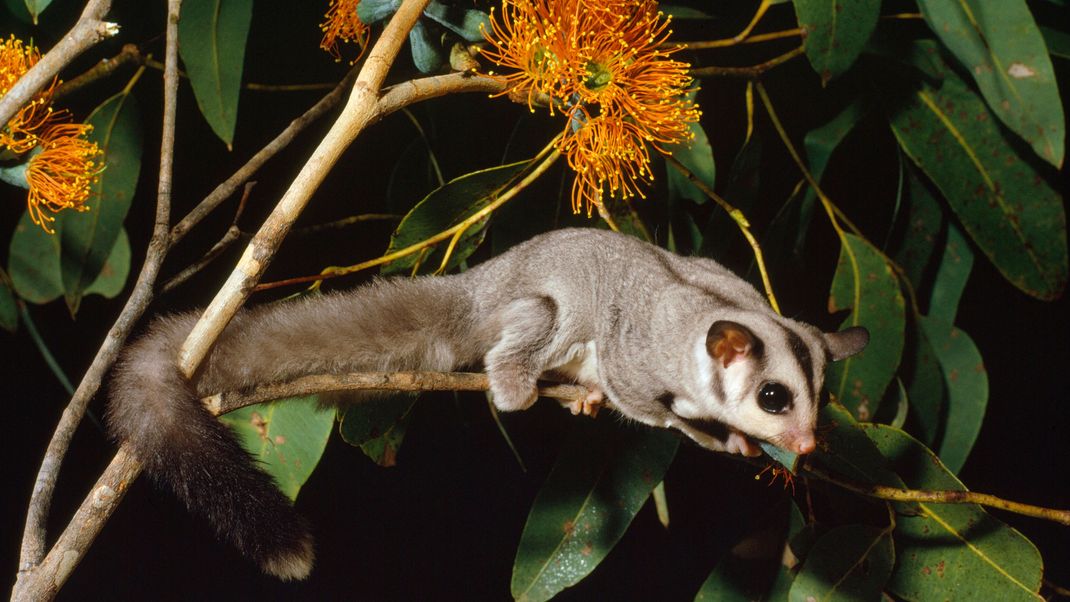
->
left=107, top=227, right=868, bottom=579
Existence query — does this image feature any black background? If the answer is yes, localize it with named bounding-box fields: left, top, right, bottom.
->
left=3, top=1, right=1067, bottom=599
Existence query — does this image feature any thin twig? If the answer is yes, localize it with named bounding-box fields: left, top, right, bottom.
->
left=169, top=66, right=362, bottom=246
left=11, top=1, right=182, bottom=599
left=289, top=213, right=401, bottom=237
left=683, top=26, right=803, bottom=50
left=177, top=0, right=433, bottom=374
left=805, top=465, right=1070, bottom=527
left=684, top=0, right=773, bottom=49
left=161, top=182, right=256, bottom=294
left=691, top=46, right=805, bottom=79
left=0, top=0, right=117, bottom=128
left=54, top=43, right=143, bottom=100
left=202, top=371, right=589, bottom=415
left=253, top=137, right=560, bottom=292
left=664, top=155, right=780, bottom=314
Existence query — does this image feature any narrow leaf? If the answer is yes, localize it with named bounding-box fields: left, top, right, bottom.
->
left=8, top=209, right=62, bottom=304
left=927, top=222, right=974, bottom=326
left=220, top=396, right=334, bottom=501
left=383, top=160, right=528, bottom=275
left=179, top=0, right=252, bottom=147
left=882, top=41, right=1067, bottom=299
left=666, top=95, right=715, bottom=206
left=22, top=0, right=52, bottom=22
left=921, top=319, right=988, bottom=474
left=511, top=420, right=677, bottom=601
left=793, top=0, right=880, bottom=84
left=863, top=425, right=1043, bottom=601
left=83, top=228, right=131, bottom=298
left=61, top=92, right=142, bottom=315
left=826, top=233, right=906, bottom=420
left=903, top=321, right=945, bottom=446
left=917, top=0, right=1065, bottom=166
left=788, top=524, right=895, bottom=602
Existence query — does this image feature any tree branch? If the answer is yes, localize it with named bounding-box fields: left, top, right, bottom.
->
left=202, top=371, right=589, bottom=415
left=804, top=465, right=1070, bottom=526
left=169, top=65, right=362, bottom=246
left=0, top=0, right=117, bottom=128
left=11, top=1, right=181, bottom=599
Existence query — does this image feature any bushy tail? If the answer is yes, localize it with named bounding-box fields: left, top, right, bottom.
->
left=107, top=276, right=480, bottom=579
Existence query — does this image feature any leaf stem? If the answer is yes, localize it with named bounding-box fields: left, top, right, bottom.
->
left=691, top=46, right=805, bottom=79
left=664, top=155, right=780, bottom=314
left=255, top=137, right=562, bottom=291
left=683, top=0, right=773, bottom=49
left=805, top=465, right=1070, bottom=526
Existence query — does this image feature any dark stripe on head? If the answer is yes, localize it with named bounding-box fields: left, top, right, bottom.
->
left=784, top=327, right=815, bottom=395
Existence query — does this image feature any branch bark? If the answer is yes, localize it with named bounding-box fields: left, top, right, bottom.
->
left=12, top=0, right=181, bottom=599
left=202, top=371, right=589, bottom=415
left=0, top=0, right=117, bottom=128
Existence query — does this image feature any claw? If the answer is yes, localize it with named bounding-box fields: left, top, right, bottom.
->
left=569, top=387, right=605, bottom=417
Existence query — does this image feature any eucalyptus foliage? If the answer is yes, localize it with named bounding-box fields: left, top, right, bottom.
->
left=2, top=0, right=1066, bottom=599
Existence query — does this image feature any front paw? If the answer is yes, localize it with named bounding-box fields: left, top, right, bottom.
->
left=488, top=369, right=539, bottom=412
left=725, top=429, right=762, bottom=457
left=567, top=387, right=605, bottom=418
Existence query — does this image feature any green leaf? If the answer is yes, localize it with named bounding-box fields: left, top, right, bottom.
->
left=511, top=420, right=678, bottom=601
left=695, top=502, right=809, bottom=602
left=0, top=276, right=16, bottom=332
left=902, top=321, right=944, bottom=446
left=219, top=396, right=334, bottom=501
left=826, top=233, right=906, bottom=420
left=338, top=395, right=417, bottom=467
left=862, top=425, right=1043, bottom=601
left=382, top=160, right=529, bottom=275
left=83, top=228, right=131, bottom=298
left=793, top=0, right=880, bottom=84
left=788, top=524, right=895, bottom=602
left=666, top=102, right=715, bottom=205
left=178, top=0, right=252, bottom=147
left=1041, top=26, right=1070, bottom=60
left=811, top=403, right=903, bottom=488
left=892, top=169, right=944, bottom=299
left=8, top=210, right=62, bottom=304
left=760, top=440, right=801, bottom=474
left=927, top=222, right=974, bottom=326
left=883, top=43, right=1067, bottom=300
left=22, top=0, right=52, bottom=23
left=917, top=0, right=1065, bottom=167
left=921, top=319, right=988, bottom=474
left=409, top=20, right=444, bottom=74
left=422, top=0, right=490, bottom=42
left=61, top=91, right=142, bottom=315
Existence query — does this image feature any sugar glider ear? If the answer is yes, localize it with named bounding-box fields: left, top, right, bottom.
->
left=707, top=321, right=759, bottom=368
left=825, top=326, right=869, bottom=361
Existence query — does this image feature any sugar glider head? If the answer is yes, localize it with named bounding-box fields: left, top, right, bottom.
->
left=671, top=317, right=868, bottom=455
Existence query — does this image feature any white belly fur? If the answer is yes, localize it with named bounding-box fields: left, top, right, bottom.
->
left=548, top=341, right=599, bottom=387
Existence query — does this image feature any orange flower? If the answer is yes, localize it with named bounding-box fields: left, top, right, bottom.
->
left=481, top=0, right=583, bottom=112
left=320, top=0, right=371, bottom=63
left=0, top=35, right=61, bottom=155
left=25, top=123, right=103, bottom=232
left=482, top=0, right=700, bottom=214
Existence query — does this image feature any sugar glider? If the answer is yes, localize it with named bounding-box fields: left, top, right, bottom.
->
left=108, top=228, right=868, bottom=580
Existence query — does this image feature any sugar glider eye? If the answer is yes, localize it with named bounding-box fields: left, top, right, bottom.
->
left=758, top=382, right=792, bottom=414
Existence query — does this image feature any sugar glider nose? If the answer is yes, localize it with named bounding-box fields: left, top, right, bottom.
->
left=794, top=435, right=816, bottom=455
